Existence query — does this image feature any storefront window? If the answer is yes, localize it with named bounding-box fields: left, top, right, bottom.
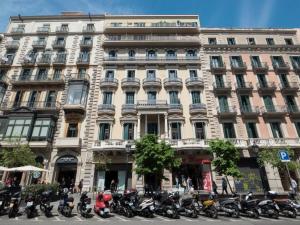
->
left=4, top=118, right=32, bottom=140
left=67, top=83, right=88, bottom=105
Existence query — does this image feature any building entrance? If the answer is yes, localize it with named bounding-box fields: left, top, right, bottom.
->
left=55, top=155, right=78, bottom=188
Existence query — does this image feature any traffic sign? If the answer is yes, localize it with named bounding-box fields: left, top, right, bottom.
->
left=278, top=150, right=290, bottom=162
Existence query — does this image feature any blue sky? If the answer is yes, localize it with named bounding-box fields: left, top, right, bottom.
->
left=0, top=0, right=300, bottom=31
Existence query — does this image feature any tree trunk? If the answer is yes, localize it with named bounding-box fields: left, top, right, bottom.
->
left=225, top=176, right=234, bottom=194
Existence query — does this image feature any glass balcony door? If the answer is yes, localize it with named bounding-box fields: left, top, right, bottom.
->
left=218, top=96, right=229, bottom=112
left=263, top=95, right=275, bottom=112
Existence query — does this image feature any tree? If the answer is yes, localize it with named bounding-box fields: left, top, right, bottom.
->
left=209, top=139, right=241, bottom=193
left=0, top=143, right=37, bottom=167
left=257, top=148, right=300, bottom=172
left=134, top=134, right=181, bottom=189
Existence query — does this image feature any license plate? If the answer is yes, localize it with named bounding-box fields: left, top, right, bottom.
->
left=27, top=202, right=33, bottom=207
left=104, top=208, right=109, bottom=213
left=150, top=206, right=154, bottom=211
left=275, top=204, right=279, bottom=210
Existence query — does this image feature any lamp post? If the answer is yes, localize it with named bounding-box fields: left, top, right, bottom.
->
left=125, top=144, right=131, bottom=189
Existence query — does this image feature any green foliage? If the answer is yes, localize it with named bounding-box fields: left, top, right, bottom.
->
left=22, top=183, right=59, bottom=197
left=208, top=139, right=241, bottom=178
left=257, top=148, right=300, bottom=172
left=134, top=134, right=181, bottom=181
left=0, top=143, right=37, bottom=167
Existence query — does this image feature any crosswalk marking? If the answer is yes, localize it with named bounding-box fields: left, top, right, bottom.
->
left=181, top=217, right=193, bottom=222
left=53, top=216, right=65, bottom=222
left=14, top=217, right=19, bottom=220
left=155, top=215, right=173, bottom=221
left=136, top=216, right=152, bottom=222
left=75, top=216, right=83, bottom=221
left=114, top=215, right=129, bottom=221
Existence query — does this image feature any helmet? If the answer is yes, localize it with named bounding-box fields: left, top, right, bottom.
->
left=63, top=188, right=69, bottom=194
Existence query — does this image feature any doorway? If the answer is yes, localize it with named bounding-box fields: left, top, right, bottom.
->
left=104, top=170, right=118, bottom=190
left=147, top=123, right=158, bottom=135
left=55, top=155, right=78, bottom=188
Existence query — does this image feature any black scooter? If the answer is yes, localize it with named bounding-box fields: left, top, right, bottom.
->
left=0, top=188, right=11, bottom=215
left=57, top=189, right=74, bottom=217
left=8, top=191, right=21, bottom=218
left=40, top=190, right=53, bottom=217
left=216, top=195, right=240, bottom=218
left=239, top=192, right=260, bottom=218
left=257, top=191, right=280, bottom=219
left=174, top=192, right=198, bottom=218
left=25, top=194, right=38, bottom=218
left=77, top=192, right=92, bottom=217
left=154, top=191, right=179, bottom=219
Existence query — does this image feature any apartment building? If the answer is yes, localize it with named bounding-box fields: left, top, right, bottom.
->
left=0, top=13, right=299, bottom=193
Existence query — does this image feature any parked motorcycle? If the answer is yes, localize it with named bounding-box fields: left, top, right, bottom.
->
left=193, top=192, right=218, bottom=218
left=8, top=191, right=21, bottom=218
left=153, top=191, right=179, bottom=219
left=39, top=190, right=53, bottom=217
left=0, top=188, right=11, bottom=215
left=289, top=192, right=300, bottom=213
left=77, top=191, right=92, bottom=217
left=216, top=195, right=240, bottom=218
left=110, top=190, right=135, bottom=218
left=25, top=194, right=38, bottom=218
left=94, top=191, right=112, bottom=217
left=257, top=191, right=280, bottom=219
left=131, top=190, right=155, bottom=217
left=174, top=192, right=198, bottom=218
left=239, top=192, right=260, bottom=218
left=57, top=188, right=74, bottom=217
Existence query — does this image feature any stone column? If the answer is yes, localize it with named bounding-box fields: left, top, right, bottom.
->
left=264, top=162, right=284, bottom=193
left=161, top=169, right=172, bottom=191
left=164, top=113, right=168, bottom=139
left=158, top=114, right=160, bottom=137
left=137, top=113, right=141, bottom=138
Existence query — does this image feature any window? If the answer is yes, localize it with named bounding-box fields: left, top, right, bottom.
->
left=195, top=122, right=205, bottom=139
left=123, top=123, right=134, bottom=140
left=257, top=74, right=267, bottom=87
left=53, top=69, right=62, bottom=80
left=171, top=122, right=181, bottom=139
left=31, top=119, right=54, bottom=141
left=108, top=50, right=117, bottom=59
left=0, top=118, right=8, bottom=139
left=263, top=95, right=275, bottom=112
left=78, top=68, right=87, bottom=78
left=236, top=74, right=245, bottom=88
left=99, top=123, right=110, bottom=140
left=127, top=70, right=135, bottom=79
left=78, top=51, right=90, bottom=62
left=0, top=84, right=6, bottom=104
left=266, top=38, right=275, bottom=45
left=169, top=91, right=179, bottom=104
left=0, top=70, right=6, bottom=81
left=218, top=96, right=229, bottom=112
left=272, top=56, right=285, bottom=67
left=168, top=70, right=177, bottom=79
left=186, top=49, right=196, bottom=58
left=285, top=38, right=294, bottom=46
left=211, top=56, right=223, bottom=67
left=13, top=91, right=23, bottom=107
left=166, top=50, right=176, bottom=59
left=285, top=95, right=298, bottom=112
left=147, top=50, right=156, bottom=59
left=20, top=68, right=32, bottom=80
left=246, top=123, right=258, bottom=138
left=128, top=50, right=135, bottom=58
left=103, top=92, right=112, bottom=104
left=279, top=74, right=289, bottom=87
left=55, top=37, right=65, bottom=45
left=86, top=23, right=95, bottom=31
left=28, top=91, right=38, bottom=108
left=82, top=36, right=92, bottom=45
left=125, top=92, right=134, bottom=104
left=105, top=70, right=114, bottom=79
left=5, top=118, right=32, bottom=140
left=67, top=123, right=78, bottom=137
left=146, top=70, right=156, bottom=79
left=215, top=74, right=225, bottom=87
left=270, top=122, right=283, bottom=138
left=189, top=70, right=198, bottom=79
left=227, top=38, right=236, bottom=45
left=239, top=95, right=251, bottom=112
left=61, top=24, right=68, bottom=32
left=191, top=91, right=201, bottom=104
left=247, top=38, right=256, bottom=45
left=36, top=68, right=48, bottom=80
left=290, top=56, right=300, bottom=69
left=295, top=122, right=300, bottom=137
left=45, top=91, right=56, bottom=107
left=147, top=91, right=156, bottom=103
left=67, top=83, right=89, bottom=105
left=230, top=56, right=243, bottom=67
left=223, top=123, right=236, bottom=138
left=208, top=38, right=217, bottom=45
left=251, top=56, right=262, bottom=68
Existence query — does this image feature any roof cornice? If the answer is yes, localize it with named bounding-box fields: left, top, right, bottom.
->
left=201, top=28, right=297, bottom=35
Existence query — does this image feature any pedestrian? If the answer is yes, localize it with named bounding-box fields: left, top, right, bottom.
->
left=187, top=176, right=193, bottom=190
left=291, top=178, right=298, bottom=193
left=222, top=177, right=228, bottom=195
left=78, top=179, right=83, bottom=194
left=175, top=176, right=179, bottom=189
left=181, top=177, right=187, bottom=193
left=212, top=180, right=218, bottom=194
left=70, top=179, right=75, bottom=193
left=110, top=179, right=117, bottom=193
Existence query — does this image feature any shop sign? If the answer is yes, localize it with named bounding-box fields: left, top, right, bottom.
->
left=56, top=155, right=78, bottom=164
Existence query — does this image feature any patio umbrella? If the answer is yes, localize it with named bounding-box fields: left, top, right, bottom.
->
left=0, top=166, right=9, bottom=171
left=8, top=165, right=47, bottom=172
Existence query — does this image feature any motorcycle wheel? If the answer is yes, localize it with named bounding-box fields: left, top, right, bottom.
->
left=191, top=209, right=198, bottom=218
left=252, top=209, right=259, bottom=219
left=45, top=210, right=52, bottom=218
left=8, top=208, right=15, bottom=218
left=289, top=209, right=297, bottom=218
left=209, top=206, right=218, bottom=219
left=76, top=204, right=81, bottom=214
left=40, top=205, right=45, bottom=212
left=231, top=205, right=240, bottom=218
left=110, top=204, right=115, bottom=213
left=272, top=209, right=279, bottom=219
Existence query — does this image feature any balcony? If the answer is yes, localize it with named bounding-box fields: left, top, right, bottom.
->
left=189, top=103, right=207, bottom=114
left=240, top=106, right=260, bottom=118
left=0, top=57, right=14, bottom=67
left=55, top=137, right=81, bottom=149
left=235, top=82, right=253, bottom=94
left=168, top=104, right=183, bottom=114
left=52, top=40, right=66, bottom=49
left=136, top=100, right=169, bottom=110
left=121, top=104, right=137, bottom=114
left=213, top=82, right=231, bottom=94
left=11, top=27, right=24, bottom=34
left=69, top=73, right=90, bottom=82
left=56, top=26, right=69, bottom=34
left=210, top=61, right=226, bottom=72
left=82, top=26, right=95, bottom=34
left=217, top=106, right=237, bottom=118
left=163, top=78, right=183, bottom=89
left=185, top=77, right=204, bottom=89
left=248, top=138, right=300, bottom=148
left=63, top=103, right=86, bottom=117
left=52, top=53, right=67, bottom=66
left=279, top=82, right=299, bottom=94
left=5, top=40, right=20, bottom=50
left=32, top=40, right=47, bottom=49
left=252, top=62, right=269, bottom=73
left=230, top=61, right=247, bottom=72
left=21, top=55, right=37, bottom=66
left=2, top=101, right=61, bottom=112
left=100, top=78, right=118, bottom=89
left=98, top=104, right=115, bottom=115
left=260, top=105, right=287, bottom=118
left=93, top=140, right=135, bottom=151
left=103, top=35, right=200, bottom=47
left=142, top=77, right=162, bottom=89
left=121, top=78, right=140, bottom=89
left=36, top=27, right=50, bottom=34
left=36, top=54, right=52, bottom=66
left=11, top=74, right=65, bottom=88
left=76, top=55, right=90, bottom=66
left=80, top=39, right=93, bottom=49
left=257, top=82, right=277, bottom=93
left=273, top=62, right=290, bottom=72
left=288, top=105, right=300, bottom=118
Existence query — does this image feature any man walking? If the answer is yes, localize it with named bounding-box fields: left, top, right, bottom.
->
left=222, top=177, right=228, bottom=195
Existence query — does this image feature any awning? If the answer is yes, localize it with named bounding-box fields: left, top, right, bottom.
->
left=7, top=165, right=48, bottom=172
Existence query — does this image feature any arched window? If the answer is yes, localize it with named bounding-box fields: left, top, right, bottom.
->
left=147, top=50, right=156, bottom=59
left=108, top=50, right=117, bottom=59
left=166, top=49, right=176, bottom=59
left=186, top=49, right=196, bottom=58
left=128, top=50, right=135, bottom=58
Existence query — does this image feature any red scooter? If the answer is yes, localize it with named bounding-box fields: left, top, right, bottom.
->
left=94, top=191, right=112, bottom=217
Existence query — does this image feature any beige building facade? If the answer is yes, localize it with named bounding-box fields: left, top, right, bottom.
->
left=0, top=13, right=300, bottom=193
